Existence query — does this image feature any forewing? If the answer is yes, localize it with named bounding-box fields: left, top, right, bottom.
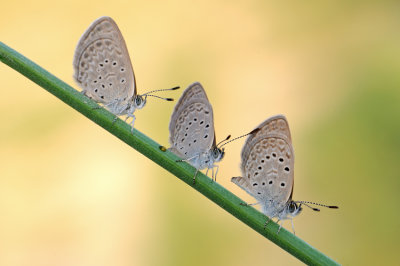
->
left=236, top=115, right=294, bottom=207
left=242, top=136, right=294, bottom=206
left=241, top=115, right=292, bottom=171
left=169, top=82, right=209, bottom=136
left=169, top=82, right=215, bottom=158
left=231, top=176, right=253, bottom=196
left=73, top=16, right=136, bottom=103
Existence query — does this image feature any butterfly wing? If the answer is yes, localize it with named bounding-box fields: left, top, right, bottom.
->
left=231, top=176, right=254, bottom=195
left=232, top=115, right=294, bottom=212
left=169, top=82, right=215, bottom=159
left=240, top=115, right=292, bottom=170
left=73, top=16, right=136, bottom=104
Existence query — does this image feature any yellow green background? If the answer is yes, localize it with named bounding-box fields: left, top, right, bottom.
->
left=1, top=1, right=399, bottom=265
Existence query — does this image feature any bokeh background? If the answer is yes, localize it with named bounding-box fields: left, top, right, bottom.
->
left=1, top=1, right=400, bottom=265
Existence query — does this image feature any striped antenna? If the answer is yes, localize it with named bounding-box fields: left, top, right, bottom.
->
left=218, top=128, right=260, bottom=148
left=295, top=201, right=338, bottom=212
left=142, top=86, right=180, bottom=101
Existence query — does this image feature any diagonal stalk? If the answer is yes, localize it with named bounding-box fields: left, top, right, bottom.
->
left=0, top=42, right=339, bottom=266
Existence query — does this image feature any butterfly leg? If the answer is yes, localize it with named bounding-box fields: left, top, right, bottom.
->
left=192, top=168, right=199, bottom=185
left=277, top=219, right=284, bottom=234
left=112, top=116, right=119, bottom=125
left=81, top=89, right=92, bottom=99
left=213, top=165, right=219, bottom=182
left=129, top=115, right=136, bottom=133
left=240, top=202, right=260, bottom=206
left=176, top=154, right=198, bottom=163
left=263, top=216, right=274, bottom=230
left=210, top=166, right=214, bottom=182
left=175, top=154, right=201, bottom=184
left=93, top=99, right=113, bottom=110
left=91, top=105, right=103, bottom=110
left=118, top=111, right=134, bottom=132
left=291, top=219, right=296, bottom=235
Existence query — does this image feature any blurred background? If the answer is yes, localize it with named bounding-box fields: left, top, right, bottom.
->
left=1, top=0, right=399, bottom=265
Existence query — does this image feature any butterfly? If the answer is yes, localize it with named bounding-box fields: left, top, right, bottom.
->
left=169, top=82, right=256, bottom=184
left=232, top=115, right=338, bottom=233
left=73, top=16, right=178, bottom=130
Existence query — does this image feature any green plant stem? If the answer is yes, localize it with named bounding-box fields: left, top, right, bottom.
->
left=0, top=41, right=339, bottom=265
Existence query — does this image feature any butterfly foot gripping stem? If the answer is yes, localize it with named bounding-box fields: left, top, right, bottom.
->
left=264, top=217, right=272, bottom=230
left=240, top=202, right=259, bottom=207
left=212, top=165, right=219, bottom=182
left=276, top=220, right=283, bottom=234
left=92, top=105, right=103, bottom=110
left=192, top=169, right=199, bottom=185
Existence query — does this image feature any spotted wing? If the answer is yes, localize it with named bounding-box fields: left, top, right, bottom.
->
left=73, top=16, right=136, bottom=104
left=240, top=115, right=292, bottom=168
left=169, top=82, right=215, bottom=159
left=233, top=115, right=294, bottom=208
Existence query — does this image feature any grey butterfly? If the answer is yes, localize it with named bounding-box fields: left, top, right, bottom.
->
left=73, top=16, right=178, bottom=130
left=232, top=115, right=338, bottom=233
left=169, top=82, right=256, bottom=184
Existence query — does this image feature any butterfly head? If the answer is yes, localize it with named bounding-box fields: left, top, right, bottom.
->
left=133, top=95, right=146, bottom=109
left=211, top=147, right=225, bottom=162
left=286, top=201, right=302, bottom=218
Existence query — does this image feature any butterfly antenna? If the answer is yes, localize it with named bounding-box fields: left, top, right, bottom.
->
left=216, top=135, right=231, bottom=147
left=142, top=86, right=180, bottom=96
left=145, top=94, right=174, bottom=101
left=218, top=128, right=261, bottom=148
left=295, top=201, right=338, bottom=212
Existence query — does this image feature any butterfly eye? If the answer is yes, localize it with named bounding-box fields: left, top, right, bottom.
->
left=135, top=96, right=142, bottom=106
left=213, top=148, right=225, bottom=161
left=289, top=202, right=297, bottom=213
left=213, top=149, right=219, bottom=158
